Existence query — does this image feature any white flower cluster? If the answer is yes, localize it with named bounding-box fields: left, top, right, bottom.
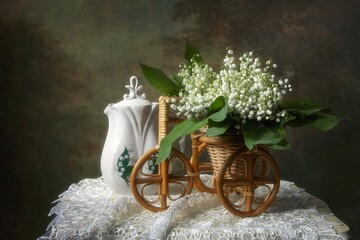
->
left=172, top=60, right=217, bottom=119
left=171, top=48, right=292, bottom=123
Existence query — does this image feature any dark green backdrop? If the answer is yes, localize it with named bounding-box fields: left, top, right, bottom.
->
left=1, top=1, right=359, bottom=239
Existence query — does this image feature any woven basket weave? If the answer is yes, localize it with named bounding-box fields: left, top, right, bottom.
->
left=205, top=133, right=249, bottom=179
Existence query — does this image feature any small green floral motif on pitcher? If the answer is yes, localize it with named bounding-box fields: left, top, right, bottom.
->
left=117, top=147, right=134, bottom=185
left=147, top=154, right=158, bottom=174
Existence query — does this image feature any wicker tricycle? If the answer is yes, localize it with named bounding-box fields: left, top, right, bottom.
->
left=130, top=96, right=280, bottom=217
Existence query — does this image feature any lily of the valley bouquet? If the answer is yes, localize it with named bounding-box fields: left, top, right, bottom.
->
left=140, top=44, right=343, bottom=164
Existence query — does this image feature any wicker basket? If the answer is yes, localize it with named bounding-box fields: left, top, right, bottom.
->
left=205, top=133, right=249, bottom=179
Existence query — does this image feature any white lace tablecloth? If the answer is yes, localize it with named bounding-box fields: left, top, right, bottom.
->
left=38, top=176, right=349, bottom=240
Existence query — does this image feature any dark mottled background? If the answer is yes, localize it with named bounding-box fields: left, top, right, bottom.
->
left=1, top=1, right=359, bottom=239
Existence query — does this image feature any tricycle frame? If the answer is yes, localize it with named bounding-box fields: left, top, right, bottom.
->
left=130, top=96, right=280, bottom=217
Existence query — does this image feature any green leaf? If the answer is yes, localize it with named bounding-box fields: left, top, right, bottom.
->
left=280, top=98, right=325, bottom=117
left=185, top=43, right=204, bottom=64
left=243, top=121, right=286, bottom=150
left=284, top=114, right=315, bottom=128
left=121, top=147, right=129, bottom=156
left=285, top=108, right=343, bottom=131
left=140, top=63, right=180, bottom=95
left=122, top=158, right=129, bottom=167
left=270, top=138, right=292, bottom=150
left=208, top=96, right=228, bottom=122
left=170, top=74, right=183, bottom=90
left=156, top=96, right=229, bottom=164
left=306, top=112, right=343, bottom=131
left=156, top=118, right=207, bottom=164
left=123, top=166, right=133, bottom=178
left=206, top=119, right=232, bottom=137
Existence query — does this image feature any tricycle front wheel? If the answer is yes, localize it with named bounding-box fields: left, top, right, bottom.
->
left=130, top=147, right=194, bottom=212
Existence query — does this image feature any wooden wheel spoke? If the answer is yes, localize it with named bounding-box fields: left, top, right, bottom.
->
left=221, top=177, right=251, bottom=187
left=198, top=163, right=213, bottom=172
left=254, top=178, right=276, bottom=185
left=168, top=175, right=191, bottom=182
left=134, top=176, right=162, bottom=185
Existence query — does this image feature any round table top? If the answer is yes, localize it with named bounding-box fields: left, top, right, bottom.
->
left=38, top=175, right=349, bottom=240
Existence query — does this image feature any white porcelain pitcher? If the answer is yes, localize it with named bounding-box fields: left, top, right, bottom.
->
left=100, top=76, right=158, bottom=195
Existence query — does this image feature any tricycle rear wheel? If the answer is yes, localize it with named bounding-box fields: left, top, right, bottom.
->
left=216, top=147, right=280, bottom=217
